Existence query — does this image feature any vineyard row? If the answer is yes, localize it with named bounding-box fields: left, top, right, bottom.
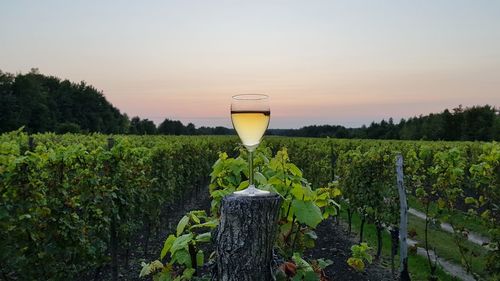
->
left=0, top=132, right=498, bottom=280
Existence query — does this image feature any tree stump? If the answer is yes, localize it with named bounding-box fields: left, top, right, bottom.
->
left=216, top=193, right=282, bottom=281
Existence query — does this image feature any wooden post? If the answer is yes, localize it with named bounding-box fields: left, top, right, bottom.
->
left=216, top=193, right=282, bottom=281
left=396, top=154, right=411, bottom=280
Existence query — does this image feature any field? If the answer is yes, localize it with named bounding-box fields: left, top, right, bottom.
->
left=0, top=131, right=498, bottom=281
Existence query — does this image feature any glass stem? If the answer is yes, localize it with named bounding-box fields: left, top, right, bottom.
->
left=248, top=150, right=254, bottom=186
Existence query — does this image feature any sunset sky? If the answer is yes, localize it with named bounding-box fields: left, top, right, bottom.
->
left=1, top=1, right=499, bottom=128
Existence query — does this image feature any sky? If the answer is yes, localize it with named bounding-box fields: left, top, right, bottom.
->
left=1, top=0, right=499, bottom=129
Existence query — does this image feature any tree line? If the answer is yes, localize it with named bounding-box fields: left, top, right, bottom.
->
left=0, top=69, right=232, bottom=135
left=270, top=105, right=500, bottom=141
left=1, top=69, right=498, bottom=140
left=130, top=117, right=233, bottom=135
left=0, top=69, right=128, bottom=134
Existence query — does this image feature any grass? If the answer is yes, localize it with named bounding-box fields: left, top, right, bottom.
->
left=337, top=206, right=457, bottom=281
left=408, top=214, right=488, bottom=279
left=407, top=196, right=490, bottom=238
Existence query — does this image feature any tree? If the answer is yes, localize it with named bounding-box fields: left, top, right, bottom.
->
left=463, top=105, right=496, bottom=141
left=129, top=116, right=156, bottom=135
left=158, top=118, right=185, bottom=135
left=185, top=123, right=196, bottom=135
left=0, top=69, right=129, bottom=134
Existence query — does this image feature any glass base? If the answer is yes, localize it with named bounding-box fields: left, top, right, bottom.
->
left=234, top=184, right=270, bottom=196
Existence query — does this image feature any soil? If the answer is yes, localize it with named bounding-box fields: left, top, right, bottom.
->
left=85, top=189, right=395, bottom=281
left=305, top=219, right=397, bottom=281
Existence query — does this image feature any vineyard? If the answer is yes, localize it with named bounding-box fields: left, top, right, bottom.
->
left=0, top=131, right=498, bottom=281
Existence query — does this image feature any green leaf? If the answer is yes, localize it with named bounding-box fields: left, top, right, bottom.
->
left=464, top=197, right=477, bottom=205
left=415, top=187, right=426, bottom=198
left=304, top=230, right=317, bottom=240
left=182, top=268, right=195, bottom=279
left=331, top=187, right=341, bottom=197
left=18, top=214, right=31, bottom=220
left=291, top=183, right=304, bottom=199
left=160, top=234, right=176, bottom=259
left=317, top=258, right=333, bottom=269
left=190, top=210, right=207, bottom=217
left=171, top=233, right=193, bottom=254
left=292, top=252, right=313, bottom=271
left=291, top=183, right=313, bottom=200
left=437, top=198, right=446, bottom=209
left=196, top=249, right=204, bottom=266
left=237, top=180, right=249, bottom=191
left=139, top=262, right=150, bottom=277
left=195, top=232, right=211, bottom=243
left=254, top=172, right=267, bottom=184
left=158, top=271, right=173, bottom=281
left=210, top=158, right=225, bottom=178
left=139, top=260, right=164, bottom=277
left=303, top=271, right=319, bottom=281
left=323, top=205, right=337, bottom=218
left=347, top=257, right=365, bottom=272
left=303, top=230, right=317, bottom=248
left=481, top=210, right=490, bottom=219
left=172, top=249, right=192, bottom=267
left=189, top=213, right=200, bottom=224
left=211, top=189, right=232, bottom=199
left=268, top=176, right=283, bottom=186
left=287, top=163, right=303, bottom=177
left=190, top=220, right=218, bottom=230
left=176, top=215, right=190, bottom=236
left=291, top=200, right=323, bottom=228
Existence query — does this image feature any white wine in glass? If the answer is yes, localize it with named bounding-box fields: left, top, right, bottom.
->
left=231, top=111, right=270, bottom=150
left=231, top=94, right=271, bottom=196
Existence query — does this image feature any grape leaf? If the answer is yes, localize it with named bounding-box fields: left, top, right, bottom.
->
left=291, top=200, right=322, bottom=228
left=176, top=215, right=190, bottom=236
left=160, top=234, right=176, bottom=259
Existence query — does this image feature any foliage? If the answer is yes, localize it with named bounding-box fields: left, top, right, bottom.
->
left=467, top=142, right=500, bottom=280
left=129, top=116, right=157, bottom=135
left=143, top=146, right=338, bottom=280
left=209, top=147, right=340, bottom=258
left=265, top=137, right=499, bottom=279
left=269, top=105, right=500, bottom=141
left=0, top=69, right=129, bottom=134
left=140, top=210, right=216, bottom=281
left=336, top=145, right=398, bottom=260
left=1, top=131, right=499, bottom=280
left=0, top=133, right=236, bottom=280
left=347, top=243, right=373, bottom=272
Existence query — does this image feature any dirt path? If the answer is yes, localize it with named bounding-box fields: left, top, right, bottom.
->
left=407, top=208, right=482, bottom=280
left=406, top=238, right=475, bottom=281
left=408, top=208, right=489, bottom=246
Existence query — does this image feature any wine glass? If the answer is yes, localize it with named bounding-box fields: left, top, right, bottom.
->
left=231, top=94, right=271, bottom=196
